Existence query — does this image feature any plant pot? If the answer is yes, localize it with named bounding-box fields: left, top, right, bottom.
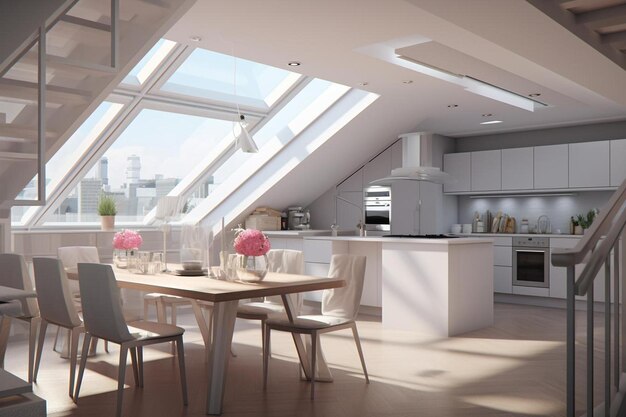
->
left=101, top=215, right=115, bottom=231
left=574, top=225, right=583, bottom=235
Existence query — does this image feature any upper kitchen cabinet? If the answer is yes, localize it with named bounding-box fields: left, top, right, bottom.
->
left=443, top=152, right=471, bottom=193
left=363, top=148, right=392, bottom=186
left=534, top=144, right=568, bottom=189
left=337, top=167, right=363, bottom=192
left=471, top=150, right=501, bottom=191
left=569, top=141, right=610, bottom=188
left=610, top=139, right=626, bottom=187
left=502, top=147, right=533, bottom=190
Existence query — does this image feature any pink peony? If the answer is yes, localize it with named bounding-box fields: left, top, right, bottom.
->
left=113, top=229, right=143, bottom=250
left=233, top=229, right=271, bottom=257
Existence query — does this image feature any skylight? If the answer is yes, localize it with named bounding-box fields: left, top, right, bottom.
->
left=159, top=48, right=301, bottom=109
left=122, top=39, right=177, bottom=86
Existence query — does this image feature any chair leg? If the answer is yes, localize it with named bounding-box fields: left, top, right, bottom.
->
left=28, top=317, right=40, bottom=383
left=74, top=333, right=92, bottom=402
left=310, top=332, right=317, bottom=400
left=69, top=328, right=80, bottom=398
left=105, top=340, right=109, bottom=353
left=137, top=346, right=144, bottom=388
left=156, top=299, right=166, bottom=323
left=129, top=347, right=139, bottom=387
left=170, top=305, right=177, bottom=355
left=261, top=319, right=267, bottom=359
left=143, top=298, right=150, bottom=320
left=263, top=325, right=270, bottom=390
left=52, top=326, right=61, bottom=352
left=0, top=317, right=10, bottom=369
left=116, top=346, right=128, bottom=417
left=175, top=336, right=188, bottom=406
left=33, top=319, right=48, bottom=383
left=88, top=337, right=98, bottom=356
left=351, top=323, right=369, bottom=384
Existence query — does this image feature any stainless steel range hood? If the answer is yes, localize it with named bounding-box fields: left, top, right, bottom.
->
left=370, top=132, right=454, bottom=185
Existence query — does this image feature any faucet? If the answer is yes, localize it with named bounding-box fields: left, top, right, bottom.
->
left=335, top=194, right=366, bottom=236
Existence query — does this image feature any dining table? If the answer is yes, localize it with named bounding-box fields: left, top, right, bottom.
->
left=66, top=265, right=344, bottom=415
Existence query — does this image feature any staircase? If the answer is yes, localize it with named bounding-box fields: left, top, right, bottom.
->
left=0, top=0, right=196, bottom=214
left=552, top=179, right=626, bottom=416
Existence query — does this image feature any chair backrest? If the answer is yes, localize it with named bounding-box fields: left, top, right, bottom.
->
left=77, top=263, right=133, bottom=343
left=57, top=246, right=100, bottom=268
left=321, top=254, right=366, bottom=320
left=33, top=257, right=81, bottom=328
left=265, top=249, right=304, bottom=305
left=0, top=253, right=39, bottom=317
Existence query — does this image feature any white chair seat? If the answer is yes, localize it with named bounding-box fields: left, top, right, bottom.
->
left=266, top=314, right=351, bottom=329
left=237, top=302, right=284, bottom=317
left=127, top=321, right=184, bottom=340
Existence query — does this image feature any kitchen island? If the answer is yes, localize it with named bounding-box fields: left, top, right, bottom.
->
left=299, top=236, right=494, bottom=337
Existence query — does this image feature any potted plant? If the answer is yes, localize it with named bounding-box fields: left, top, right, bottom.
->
left=98, top=194, right=117, bottom=231
left=233, top=229, right=271, bottom=281
left=575, top=209, right=598, bottom=234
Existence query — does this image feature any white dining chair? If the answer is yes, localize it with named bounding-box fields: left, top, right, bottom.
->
left=57, top=246, right=107, bottom=354
left=236, top=249, right=304, bottom=359
left=0, top=253, right=40, bottom=383
left=264, top=254, right=369, bottom=399
left=74, top=263, right=187, bottom=417
left=32, top=257, right=84, bottom=397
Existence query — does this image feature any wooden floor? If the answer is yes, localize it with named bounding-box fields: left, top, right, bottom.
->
left=1, top=302, right=599, bottom=417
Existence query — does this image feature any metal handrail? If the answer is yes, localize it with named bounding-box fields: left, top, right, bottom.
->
left=552, top=178, right=626, bottom=294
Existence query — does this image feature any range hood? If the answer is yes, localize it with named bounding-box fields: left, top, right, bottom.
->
left=370, top=132, right=454, bottom=185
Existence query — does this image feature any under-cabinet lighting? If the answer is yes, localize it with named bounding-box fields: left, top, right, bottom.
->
left=469, top=193, right=577, bottom=199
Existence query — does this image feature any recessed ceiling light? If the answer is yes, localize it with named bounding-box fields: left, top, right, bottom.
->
left=480, top=120, right=503, bottom=125
left=447, top=104, right=458, bottom=108
left=529, top=93, right=541, bottom=97
left=402, top=80, right=413, bottom=84
left=481, top=113, right=493, bottom=117
left=358, top=82, right=369, bottom=86
left=189, top=36, right=202, bottom=42
left=287, top=61, right=301, bottom=66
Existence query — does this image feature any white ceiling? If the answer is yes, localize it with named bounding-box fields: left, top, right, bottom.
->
left=166, top=0, right=626, bottom=139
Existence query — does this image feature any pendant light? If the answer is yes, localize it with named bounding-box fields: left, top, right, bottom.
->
left=232, top=50, right=259, bottom=153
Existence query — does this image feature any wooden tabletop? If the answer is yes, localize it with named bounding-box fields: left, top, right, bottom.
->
left=66, top=266, right=344, bottom=303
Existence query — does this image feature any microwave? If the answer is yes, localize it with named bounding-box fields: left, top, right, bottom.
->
left=364, top=186, right=391, bottom=231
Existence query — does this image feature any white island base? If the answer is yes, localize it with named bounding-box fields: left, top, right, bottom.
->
left=382, top=240, right=494, bottom=337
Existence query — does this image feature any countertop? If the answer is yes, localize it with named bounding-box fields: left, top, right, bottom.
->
left=457, top=233, right=582, bottom=238
left=304, top=236, right=491, bottom=245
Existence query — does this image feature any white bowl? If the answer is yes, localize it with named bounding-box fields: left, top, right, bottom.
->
left=182, top=261, right=203, bottom=271
left=451, top=225, right=462, bottom=234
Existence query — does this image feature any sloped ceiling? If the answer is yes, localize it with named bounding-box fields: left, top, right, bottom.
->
left=165, top=0, right=626, bottom=209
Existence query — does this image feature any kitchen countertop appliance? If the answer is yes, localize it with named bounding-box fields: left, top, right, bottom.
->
left=512, top=236, right=550, bottom=288
left=287, top=207, right=310, bottom=230
left=364, top=186, right=391, bottom=232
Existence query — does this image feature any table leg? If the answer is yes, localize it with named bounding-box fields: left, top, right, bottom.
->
left=190, top=300, right=210, bottom=348
left=280, top=295, right=333, bottom=382
left=205, top=300, right=237, bottom=415
left=0, top=316, right=12, bottom=368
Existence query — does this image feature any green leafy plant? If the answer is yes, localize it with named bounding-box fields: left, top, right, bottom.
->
left=97, top=194, right=117, bottom=216
left=576, top=209, right=597, bottom=229
left=571, top=216, right=579, bottom=227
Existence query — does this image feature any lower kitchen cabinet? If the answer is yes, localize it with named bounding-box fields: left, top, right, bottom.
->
left=494, top=266, right=512, bottom=293
left=304, top=262, right=330, bottom=302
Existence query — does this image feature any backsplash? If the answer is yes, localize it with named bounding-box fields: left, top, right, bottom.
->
left=458, top=191, right=613, bottom=234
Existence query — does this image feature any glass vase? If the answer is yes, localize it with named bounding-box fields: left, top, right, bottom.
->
left=113, top=249, right=136, bottom=269
left=236, top=254, right=269, bottom=282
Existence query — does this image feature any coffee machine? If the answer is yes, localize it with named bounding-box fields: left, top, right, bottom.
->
left=287, top=207, right=310, bottom=230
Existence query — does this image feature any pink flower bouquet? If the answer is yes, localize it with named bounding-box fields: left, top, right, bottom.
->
left=233, top=229, right=270, bottom=256
left=113, top=229, right=143, bottom=250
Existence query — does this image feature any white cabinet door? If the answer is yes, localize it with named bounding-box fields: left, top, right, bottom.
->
left=284, top=238, right=303, bottom=251
left=391, top=140, right=403, bottom=171
left=610, top=139, right=626, bottom=187
left=363, top=148, right=392, bottom=186
left=494, top=246, right=512, bottom=266
left=569, top=141, right=610, bottom=188
left=534, top=144, right=568, bottom=189
left=494, top=266, right=512, bottom=293
left=471, top=150, right=501, bottom=191
left=303, top=239, right=333, bottom=263
left=502, top=147, right=533, bottom=190
left=337, top=168, right=363, bottom=192
left=443, top=152, right=471, bottom=192
left=336, top=191, right=362, bottom=231
left=391, top=181, right=419, bottom=235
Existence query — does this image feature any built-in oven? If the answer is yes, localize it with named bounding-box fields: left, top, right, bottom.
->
left=512, top=236, right=550, bottom=288
left=364, top=186, right=391, bottom=232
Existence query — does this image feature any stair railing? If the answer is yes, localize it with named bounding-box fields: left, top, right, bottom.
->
left=552, top=178, right=626, bottom=417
